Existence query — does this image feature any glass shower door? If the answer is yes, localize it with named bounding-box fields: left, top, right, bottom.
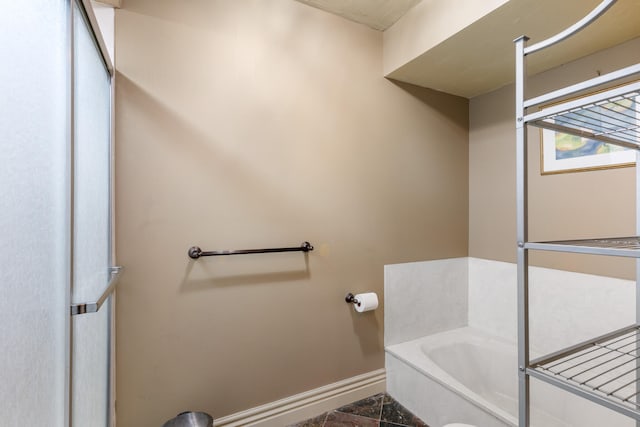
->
left=0, top=1, right=70, bottom=425
left=70, top=2, right=114, bottom=426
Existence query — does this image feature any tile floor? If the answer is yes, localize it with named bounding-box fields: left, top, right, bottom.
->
left=288, top=393, right=428, bottom=427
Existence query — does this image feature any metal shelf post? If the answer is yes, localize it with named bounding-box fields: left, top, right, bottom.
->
left=515, top=34, right=530, bottom=427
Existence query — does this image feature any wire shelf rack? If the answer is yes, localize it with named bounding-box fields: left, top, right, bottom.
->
left=514, top=2, right=640, bottom=424
left=525, top=81, right=640, bottom=150
left=529, top=325, right=640, bottom=420
left=526, top=236, right=640, bottom=257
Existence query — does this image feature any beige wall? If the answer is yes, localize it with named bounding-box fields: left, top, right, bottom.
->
left=114, top=1, right=468, bottom=425
left=470, top=37, right=640, bottom=280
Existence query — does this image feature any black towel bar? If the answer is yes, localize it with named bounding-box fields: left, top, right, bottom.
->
left=188, top=241, right=313, bottom=259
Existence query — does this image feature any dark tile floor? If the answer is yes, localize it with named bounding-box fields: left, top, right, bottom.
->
left=288, top=393, right=428, bottom=427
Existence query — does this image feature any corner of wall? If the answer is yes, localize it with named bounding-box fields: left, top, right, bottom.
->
left=384, top=258, right=469, bottom=347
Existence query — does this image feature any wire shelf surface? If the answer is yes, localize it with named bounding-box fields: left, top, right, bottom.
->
left=526, top=83, right=640, bottom=150
left=530, top=326, right=640, bottom=418
left=526, top=236, right=640, bottom=258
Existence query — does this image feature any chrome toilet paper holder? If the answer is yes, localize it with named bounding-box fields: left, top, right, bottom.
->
left=345, top=293, right=360, bottom=306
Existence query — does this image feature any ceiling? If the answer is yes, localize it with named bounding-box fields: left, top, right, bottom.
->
left=294, top=0, right=422, bottom=31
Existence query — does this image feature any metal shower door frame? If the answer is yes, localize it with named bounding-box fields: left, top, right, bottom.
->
left=66, top=1, right=117, bottom=426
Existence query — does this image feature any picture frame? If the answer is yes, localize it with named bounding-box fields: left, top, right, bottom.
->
left=540, top=90, right=638, bottom=175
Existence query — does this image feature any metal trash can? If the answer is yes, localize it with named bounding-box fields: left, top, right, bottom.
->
left=162, top=411, right=213, bottom=427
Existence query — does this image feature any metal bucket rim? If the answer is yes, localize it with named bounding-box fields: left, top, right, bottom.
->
left=162, top=411, right=213, bottom=427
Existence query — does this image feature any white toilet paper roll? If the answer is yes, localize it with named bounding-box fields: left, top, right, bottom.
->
left=353, top=292, right=378, bottom=313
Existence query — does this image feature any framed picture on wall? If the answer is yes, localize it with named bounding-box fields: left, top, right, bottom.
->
left=540, top=90, right=638, bottom=175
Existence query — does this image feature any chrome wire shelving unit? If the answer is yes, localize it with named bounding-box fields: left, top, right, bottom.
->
left=515, top=0, right=640, bottom=425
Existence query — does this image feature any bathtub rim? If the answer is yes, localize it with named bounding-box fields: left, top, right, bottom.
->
left=385, top=326, right=518, bottom=427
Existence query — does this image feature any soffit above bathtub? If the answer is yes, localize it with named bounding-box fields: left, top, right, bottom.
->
left=94, top=0, right=121, bottom=7
left=293, top=0, right=422, bottom=31
left=384, top=0, right=640, bottom=98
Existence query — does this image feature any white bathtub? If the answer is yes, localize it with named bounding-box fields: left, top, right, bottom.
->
left=385, top=327, right=633, bottom=427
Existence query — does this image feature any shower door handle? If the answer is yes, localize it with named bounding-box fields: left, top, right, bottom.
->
left=71, top=266, right=123, bottom=316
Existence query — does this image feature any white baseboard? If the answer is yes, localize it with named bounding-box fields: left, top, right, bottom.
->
left=214, top=369, right=386, bottom=427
